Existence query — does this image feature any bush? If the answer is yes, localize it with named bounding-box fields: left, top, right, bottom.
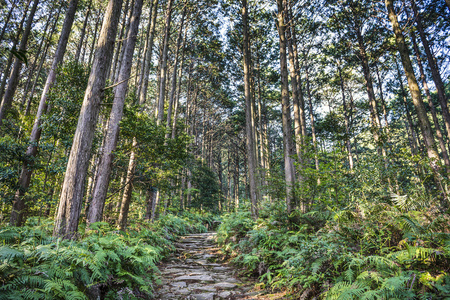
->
left=0, top=212, right=210, bottom=299
left=217, top=200, right=450, bottom=299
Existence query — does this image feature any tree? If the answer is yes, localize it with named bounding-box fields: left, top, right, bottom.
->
left=385, top=0, right=447, bottom=205
left=10, top=0, right=80, bottom=227
left=88, top=0, right=143, bottom=227
left=54, top=0, right=123, bottom=238
left=0, top=0, right=39, bottom=126
left=276, top=0, right=296, bottom=214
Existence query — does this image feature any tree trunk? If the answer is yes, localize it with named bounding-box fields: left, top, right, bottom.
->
left=277, top=0, right=296, bottom=215
left=53, top=0, right=123, bottom=238
left=138, top=0, right=158, bottom=105
left=75, top=0, right=92, bottom=63
left=88, top=10, right=102, bottom=66
left=355, top=26, right=383, bottom=154
left=411, top=0, right=450, bottom=144
left=10, top=0, right=79, bottom=227
left=25, top=5, right=63, bottom=116
left=306, top=65, right=320, bottom=184
left=286, top=18, right=303, bottom=165
left=337, top=63, right=353, bottom=170
left=156, top=0, right=174, bottom=124
left=165, top=6, right=187, bottom=139
left=20, top=2, right=59, bottom=111
left=0, top=0, right=39, bottom=126
left=118, top=144, right=136, bottom=229
left=386, top=0, right=446, bottom=204
left=411, top=31, right=450, bottom=170
left=0, top=0, right=17, bottom=44
left=242, top=0, right=258, bottom=219
left=87, top=0, right=143, bottom=226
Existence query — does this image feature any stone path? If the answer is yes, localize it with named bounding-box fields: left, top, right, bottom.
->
left=154, top=232, right=263, bottom=299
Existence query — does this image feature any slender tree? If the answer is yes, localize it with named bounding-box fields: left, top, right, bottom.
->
left=0, top=0, right=39, bottom=127
left=54, top=0, right=123, bottom=238
left=276, top=0, right=296, bottom=214
left=10, top=0, right=80, bottom=227
left=88, top=0, right=143, bottom=226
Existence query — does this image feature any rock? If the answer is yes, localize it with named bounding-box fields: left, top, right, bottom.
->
left=191, top=292, right=215, bottom=300
left=218, top=291, right=232, bottom=298
left=155, top=232, right=256, bottom=299
left=214, top=282, right=238, bottom=290
left=173, top=274, right=215, bottom=282
left=170, top=281, right=187, bottom=288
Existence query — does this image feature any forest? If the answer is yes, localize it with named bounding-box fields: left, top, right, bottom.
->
left=0, top=0, right=449, bottom=298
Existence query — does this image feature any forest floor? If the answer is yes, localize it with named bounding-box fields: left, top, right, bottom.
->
left=154, top=232, right=286, bottom=300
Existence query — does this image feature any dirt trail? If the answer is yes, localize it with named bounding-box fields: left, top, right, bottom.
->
left=154, top=232, right=263, bottom=299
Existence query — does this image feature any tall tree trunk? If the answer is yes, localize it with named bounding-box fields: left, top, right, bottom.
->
left=286, top=18, right=303, bottom=165
left=386, top=0, right=447, bottom=204
left=88, top=0, right=143, bottom=226
left=118, top=145, right=136, bottom=229
left=156, top=0, right=174, bottom=124
left=306, top=65, right=320, bottom=184
left=355, top=27, right=383, bottom=154
left=395, top=59, right=419, bottom=155
left=75, top=0, right=92, bottom=63
left=171, top=30, right=187, bottom=139
left=53, top=0, right=123, bottom=238
left=337, top=63, right=353, bottom=170
left=165, top=6, right=187, bottom=139
left=0, top=0, right=17, bottom=44
left=10, top=0, right=80, bottom=227
left=20, top=2, right=59, bottom=110
left=277, top=0, right=296, bottom=214
left=138, top=0, right=158, bottom=105
left=0, top=0, right=24, bottom=79
left=88, top=10, right=102, bottom=66
left=242, top=0, right=258, bottom=219
left=411, top=31, right=450, bottom=170
left=410, top=0, right=450, bottom=143
left=0, top=0, right=39, bottom=127
left=114, top=0, right=133, bottom=84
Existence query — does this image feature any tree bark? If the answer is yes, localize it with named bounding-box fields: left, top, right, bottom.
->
left=242, top=0, right=258, bottom=219
left=410, top=0, right=450, bottom=144
left=306, top=65, right=320, bottom=183
left=10, top=0, right=80, bottom=227
left=25, top=7, right=62, bottom=116
left=20, top=1, right=59, bottom=111
left=87, top=0, right=143, bottom=226
left=0, top=0, right=17, bottom=44
left=386, top=0, right=446, bottom=204
left=0, top=0, right=39, bottom=127
left=138, top=0, right=158, bottom=105
left=165, top=6, right=187, bottom=139
left=75, top=0, right=92, bottom=63
left=156, top=0, right=174, bottom=124
left=53, top=0, right=123, bottom=238
left=411, top=31, right=450, bottom=170
left=276, top=0, right=296, bottom=215
left=337, top=63, right=353, bottom=170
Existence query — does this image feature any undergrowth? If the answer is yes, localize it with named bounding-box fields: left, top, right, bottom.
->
left=217, top=200, right=450, bottom=299
left=0, top=211, right=215, bottom=300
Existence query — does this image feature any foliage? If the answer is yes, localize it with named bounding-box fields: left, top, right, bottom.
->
left=217, top=198, right=450, bottom=299
left=0, top=212, right=210, bottom=299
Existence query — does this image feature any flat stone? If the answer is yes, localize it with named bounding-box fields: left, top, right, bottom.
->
left=218, top=291, right=232, bottom=298
left=189, top=283, right=216, bottom=292
left=192, top=292, right=215, bottom=300
left=212, top=266, right=230, bottom=271
left=214, top=282, right=238, bottom=290
left=170, top=281, right=187, bottom=288
left=173, top=275, right=215, bottom=282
